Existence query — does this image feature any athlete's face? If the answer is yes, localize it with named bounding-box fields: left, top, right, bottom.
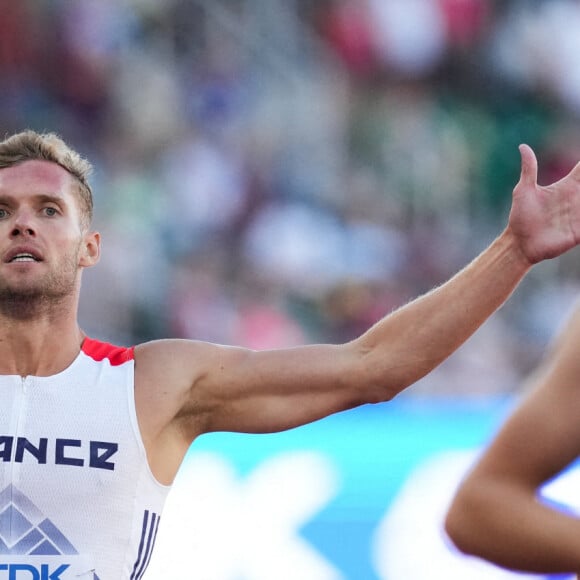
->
left=0, top=160, right=100, bottom=302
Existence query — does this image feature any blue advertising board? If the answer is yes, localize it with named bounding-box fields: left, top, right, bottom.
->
left=146, top=397, right=577, bottom=579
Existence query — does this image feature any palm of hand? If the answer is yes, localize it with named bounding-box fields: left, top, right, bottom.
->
left=508, top=144, right=580, bottom=264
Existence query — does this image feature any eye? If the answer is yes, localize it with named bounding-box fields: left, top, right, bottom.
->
left=0, top=208, right=9, bottom=219
left=43, top=207, right=58, bottom=217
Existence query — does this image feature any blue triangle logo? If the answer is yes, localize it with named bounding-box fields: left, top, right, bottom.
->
left=0, top=485, right=78, bottom=556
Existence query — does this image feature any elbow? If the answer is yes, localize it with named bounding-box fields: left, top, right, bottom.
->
left=444, top=496, right=476, bottom=557
left=368, top=373, right=415, bottom=404
left=359, top=354, right=413, bottom=404
left=359, top=375, right=400, bottom=405
left=444, top=482, right=491, bottom=559
left=344, top=344, right=401, bottom=404
left=354, top=344, right=432, bottom=402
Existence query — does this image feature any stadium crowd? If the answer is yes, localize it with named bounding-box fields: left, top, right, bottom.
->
left=2, top=0, right=580, bottom=396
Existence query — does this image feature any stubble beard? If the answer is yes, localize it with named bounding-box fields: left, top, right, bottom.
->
left=0, top=252, right=80, bottom=320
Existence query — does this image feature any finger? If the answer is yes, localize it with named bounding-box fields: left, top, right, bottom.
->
left=567, top=159, right=580, bottom=183
left=518, top=143, right=538, bottom=187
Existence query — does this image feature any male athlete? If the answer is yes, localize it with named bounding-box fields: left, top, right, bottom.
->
left=1, top=129, right=580, bottom=579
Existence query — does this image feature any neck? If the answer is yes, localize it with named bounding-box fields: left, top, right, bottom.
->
left=0, top=295, right=85, bottom=377
left=0, top=293, right=68, bottom=321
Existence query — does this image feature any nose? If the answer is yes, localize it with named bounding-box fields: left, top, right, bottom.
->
left=10, top=212, right=36, bottom=238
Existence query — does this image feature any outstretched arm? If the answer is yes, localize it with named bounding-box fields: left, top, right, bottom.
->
left=137, top=145, right=580, bottom=459
left=445, top=302, right=580, bottom=574
left=351, top=143, right=580, bottom=397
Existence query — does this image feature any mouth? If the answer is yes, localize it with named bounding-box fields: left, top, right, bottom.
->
left=9, top=253, right=41, bottom=263
left=5, top=250, right=43, bottom=263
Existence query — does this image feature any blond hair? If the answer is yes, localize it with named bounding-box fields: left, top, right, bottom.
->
left=0, top=130, right=94, bottom=228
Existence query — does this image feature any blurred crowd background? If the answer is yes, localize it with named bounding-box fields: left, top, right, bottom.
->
left=3, top=0, right=580, bottom=397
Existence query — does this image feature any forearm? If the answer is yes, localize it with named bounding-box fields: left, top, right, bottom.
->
left=447, top=479, right=580, bottom=573
left=356, top=227, right=532, bottom=394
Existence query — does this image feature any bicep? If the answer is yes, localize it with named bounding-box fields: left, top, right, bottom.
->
left=194, top=341, right=375, bottom=434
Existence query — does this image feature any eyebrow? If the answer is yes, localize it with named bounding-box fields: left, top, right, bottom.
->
left=0, top=193, right=67, bottom=206
left=35, top=194, right=66, bottom=206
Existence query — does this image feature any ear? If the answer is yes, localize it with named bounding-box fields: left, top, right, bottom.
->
left=79, top=231, right=101, bottom=268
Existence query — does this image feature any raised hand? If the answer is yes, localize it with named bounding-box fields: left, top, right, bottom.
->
left=508, top=144, right=580, bottom=264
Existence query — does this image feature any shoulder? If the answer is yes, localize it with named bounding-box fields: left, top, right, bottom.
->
left=133, top=338, right=247, bottom=395
left=134, top=339, right=208, bottom=386
left=131, top=339, right=255, bottom=444
left=131, top=340, right=220, bottom=446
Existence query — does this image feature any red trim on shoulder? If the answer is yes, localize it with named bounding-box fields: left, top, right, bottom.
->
left=81, top=337, right=135, bottom=366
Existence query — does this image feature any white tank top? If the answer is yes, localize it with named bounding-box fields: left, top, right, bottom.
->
left=0, top=338, right=170, bottom=580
